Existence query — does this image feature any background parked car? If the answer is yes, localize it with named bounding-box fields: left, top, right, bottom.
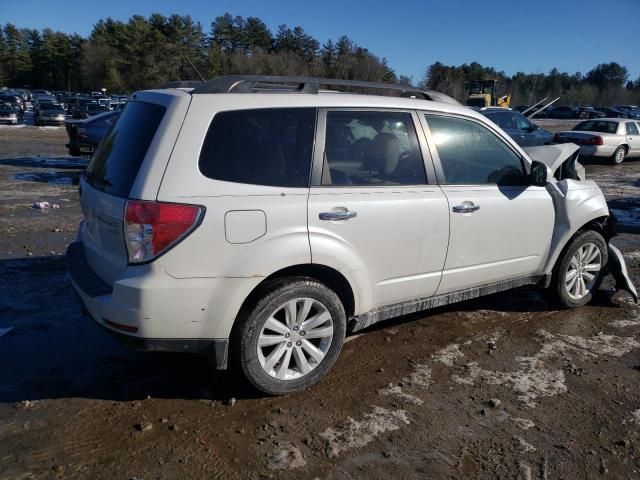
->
left=65, top=110, right=119, bottom=156
left=577, top=107, right=606, bottom=119
left=596, top=107, right=630, bottom=118
left=546, top=106, right=581, bottom=119
left=0, top=101, right=20, bottom=124
left=35, top=103, right=67, bottom=126
left=553, top=118, right=640, bottom=164
left=481, top=109, right=554, bottom=146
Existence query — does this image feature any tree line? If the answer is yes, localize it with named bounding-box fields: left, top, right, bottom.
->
left=1, top=13, right=639, bottom=106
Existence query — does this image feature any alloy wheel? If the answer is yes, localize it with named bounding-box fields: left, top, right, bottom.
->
left=257, top=297, right=334, bottom=380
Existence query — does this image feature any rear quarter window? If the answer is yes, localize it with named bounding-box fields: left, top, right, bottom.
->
left=198, top=108, right=316, bottom=188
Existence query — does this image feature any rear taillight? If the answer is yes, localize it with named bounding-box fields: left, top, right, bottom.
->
left=580, top=136, right=603, bottom=146
left=124, top=200, right=203, bottom=264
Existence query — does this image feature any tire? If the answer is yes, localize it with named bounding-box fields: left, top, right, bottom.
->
left=547, top=230, right=608, bottom=308
left=611, top=146, right=626, bottom=165
left=232, top=277, right=346, bottom=395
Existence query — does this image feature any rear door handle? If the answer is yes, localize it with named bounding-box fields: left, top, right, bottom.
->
left=452, top=203, right=480, bottom=214
left=319, top=210, right=357, bottom=221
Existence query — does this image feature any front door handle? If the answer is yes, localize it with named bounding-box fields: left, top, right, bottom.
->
left=319, top=210, right=357, bottom=221
left=452, top=203, right=480, bottom=214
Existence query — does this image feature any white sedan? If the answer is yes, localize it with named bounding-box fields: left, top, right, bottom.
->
left=554, top=118, right=640, bottom=164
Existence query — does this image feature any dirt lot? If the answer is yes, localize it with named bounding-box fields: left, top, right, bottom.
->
left=0, top=124, right=639, bottom=480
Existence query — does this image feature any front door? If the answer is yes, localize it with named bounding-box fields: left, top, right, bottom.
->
left=421, top=113, right=555, bottom=293
left=307, top=109, right=450, bottom=309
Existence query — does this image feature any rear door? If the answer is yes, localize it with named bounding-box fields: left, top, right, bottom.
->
left=307, top=109, right=449, bottom=309
left=420, top=113, right=554, bottom=293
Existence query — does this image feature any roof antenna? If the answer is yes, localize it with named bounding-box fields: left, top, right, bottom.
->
left=185, top=56, right=206, bottom=83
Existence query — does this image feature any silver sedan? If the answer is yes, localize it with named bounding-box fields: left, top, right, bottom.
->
left=554, top=118, right=640, bottom=164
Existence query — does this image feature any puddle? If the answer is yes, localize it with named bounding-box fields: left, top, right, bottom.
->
left=14, top=171, right=81, bottom=185
left=0, top=157, right=87, bottom=169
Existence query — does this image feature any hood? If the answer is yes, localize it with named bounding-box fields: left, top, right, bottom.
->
left=524, top=143, right=585, bottom=181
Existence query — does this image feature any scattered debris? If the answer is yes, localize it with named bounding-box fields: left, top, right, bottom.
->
left=631, top=409, right=640, bottom=425
left=15, top=400, right=37, bottom=409
left=267, top=443, right=306, bottom=470
left=488, top=398, right=501, bottom=408
left=134, top=421, right=153, bottom=432
left=319, top=406, right=410, bottom=458
left=32, top=201, right=60, bottom=210
left=227, top=398, right=237, bottom=407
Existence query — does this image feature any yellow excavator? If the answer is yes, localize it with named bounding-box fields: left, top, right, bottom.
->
left=465, top=79, right=511, bottom=108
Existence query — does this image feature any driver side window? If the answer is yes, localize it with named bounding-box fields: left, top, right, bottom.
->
left=425, top=114, right=527, bottom=186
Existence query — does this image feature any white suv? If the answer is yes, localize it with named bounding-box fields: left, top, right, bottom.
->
left=68, top=76, right=637, bottom=394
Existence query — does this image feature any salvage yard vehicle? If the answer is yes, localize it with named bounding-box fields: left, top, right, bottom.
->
left=554, top=118, right=640, bottom=164
left=67, top=76, right=638, bottom=395
left=65, top=110, right=120, bottom=156
left=35, top=102, right=67, bottom=126
left=0, top=101, right=20, bottom=124
left=480, top=109, right=553, bottom=147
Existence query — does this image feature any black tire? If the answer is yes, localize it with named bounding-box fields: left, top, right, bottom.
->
left=232, top=277, right=346, bottom=395
left=547, top=230, right=608, bottom=308
left=611, top=146, right=626, bottom=165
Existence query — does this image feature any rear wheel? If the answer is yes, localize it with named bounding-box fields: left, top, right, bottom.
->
left=548, top=230, right=608, bottom=308
left=611, top=146, right=626, bottom=165
left=232, top=277, right=346, bottom=395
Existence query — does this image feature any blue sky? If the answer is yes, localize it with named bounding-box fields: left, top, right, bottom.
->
left=2, top=0, right=639, bottom=83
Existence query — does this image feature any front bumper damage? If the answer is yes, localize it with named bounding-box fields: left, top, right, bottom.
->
left=604, top=213, right=638, bottom=303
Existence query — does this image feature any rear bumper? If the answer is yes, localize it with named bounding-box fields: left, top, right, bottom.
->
left=66, top=241, right=230, bottom=368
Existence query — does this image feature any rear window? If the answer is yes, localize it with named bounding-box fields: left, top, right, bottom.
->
left=85, top=101, right=165, bottom=197
left=199, top=108, right=316, bottom=187
left=573, top=120, right=618, bottom=134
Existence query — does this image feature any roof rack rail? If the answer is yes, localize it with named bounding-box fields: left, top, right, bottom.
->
left=167, top=75, right=460, bottom=105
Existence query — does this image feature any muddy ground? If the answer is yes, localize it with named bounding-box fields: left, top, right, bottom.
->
left=0, top=123, right=639, bottom=480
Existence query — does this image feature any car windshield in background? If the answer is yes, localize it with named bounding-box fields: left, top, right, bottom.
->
left=573, top=121, right=618, bottom=134
left=85, top=101, right=165, bottom=197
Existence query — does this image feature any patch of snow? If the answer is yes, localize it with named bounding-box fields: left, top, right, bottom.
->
left=609, top=319, right=640, bottom=328
left=513, top=435, right=536, bottom=453
left=267, top=443, right=306, bottom=470
left=632, top=409, right=640, bottom=426
left=378, top=384, right=423, bottom=406
left=401, top=363, right=432, bottom=389
left=319, top=406, right=410, bottom=458
left=453, top=330, right=639, bottom=407
left=511, top=417, right=535, bottom=430
left=432, top=344, right=464, bottom=367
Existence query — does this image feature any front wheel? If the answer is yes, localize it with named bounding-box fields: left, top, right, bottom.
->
left=611, top=146, right=626, bottom=165
left=548, top=230, right=608, bottom=308
left=232, top=277, right=346, bottom=395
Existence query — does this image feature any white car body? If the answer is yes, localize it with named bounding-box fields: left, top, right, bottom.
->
left=67, top=78, right=636, bottom=385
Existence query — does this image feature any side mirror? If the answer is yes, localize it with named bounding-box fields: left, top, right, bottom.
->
left=530, top=160, right=548, bottom=186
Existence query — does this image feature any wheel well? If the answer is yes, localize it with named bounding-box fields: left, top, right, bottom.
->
left=577, top=215, right=613, bottom=240
left=239, top=264, right=356, bottom=320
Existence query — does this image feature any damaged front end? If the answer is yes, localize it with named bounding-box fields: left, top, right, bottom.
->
left=525, top=144, right=638, bottom=304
